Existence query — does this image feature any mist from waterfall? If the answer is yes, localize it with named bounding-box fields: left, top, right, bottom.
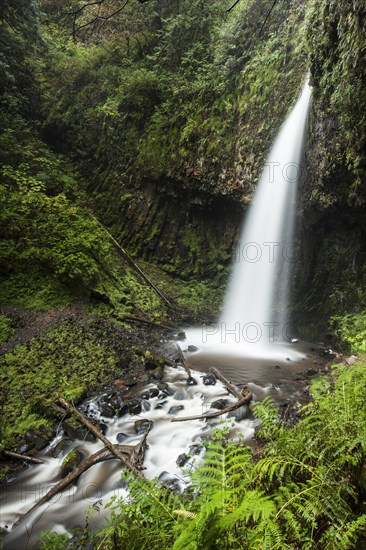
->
left=219, top=81, right=312, bottom=348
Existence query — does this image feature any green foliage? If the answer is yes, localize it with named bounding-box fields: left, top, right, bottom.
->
left=0, top=315, right=16, bottom=345
left=65, top=358, right=366, bottom=550
left=306, top=0, right=366, bottom=203
left=0, top=155, right=116, bottom=294
left=0, top=320, right=119, bottom=448
left=331, top=312, right=366, bottom=353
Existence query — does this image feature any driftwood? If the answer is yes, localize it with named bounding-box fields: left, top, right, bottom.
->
left=121, top=315, right=175, bottom=332
left=210, top=367, right=243, bottom=400
left=171, top=366, right=252, bottom=423
left=57, top=395, right=144, bottom=477
left=18, top=401, right=151, bottom=521
left=175, top=344, right=192, bottom=379
left=98, top=221, right=171, bottom=306
left=0, top=450, right=45, bottom=465
left=21, top=433, right=150, bottom=520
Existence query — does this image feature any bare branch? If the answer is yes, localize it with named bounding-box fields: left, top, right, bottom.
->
left=226, top=0, right=241, bottom=13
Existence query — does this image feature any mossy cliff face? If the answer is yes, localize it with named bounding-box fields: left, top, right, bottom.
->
left=41, top=0, right=308, bottom=280
left=293, top=0, right=366, bottom=325
left=95, top=178, right=241, bottom=279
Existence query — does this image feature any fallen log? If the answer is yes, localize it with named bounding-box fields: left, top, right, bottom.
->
left=121, top=315, right=176, bottom=333
left=210, top=367, right=243, bottom=400
left=97, top=221, right=171, bottom=306
left=175, top=344, right=192, bottom=379
left=1, top=450, right=45, bottom=465
left=171, top=390, right=252, bottom=423
left=56, top=394, right=143, bottom=477
left=171, top=366, right=252, bottom=422
left=20, top=438, right=149, bottom=521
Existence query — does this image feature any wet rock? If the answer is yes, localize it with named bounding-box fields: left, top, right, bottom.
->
left=157, top=383, right=175, bottom=396
left=202, top=374, right=216, bottom=386
left=228, top=405, right=250, bottom=422
left=176, top=453, right=189, bottom=467
left=173, top=331, right=186, bottom=341
left=17, top=441, right=35, bottom=454
left=140, top=387, right=159, bottom=400
left=24, top=430, right=49, bottom=451
left=211, top=399, right=229, bottom=410
left=134, top=419, right=153, bottom=435
left=118, top=402, right=129, bottom=417
left=127, top=399, right=142, bottom=415
left=141, top=399, right=151, bottom=412
left=51, top=438, right=72, bottom=458
left=61, top=448, right=84, bottom=477
left=189, top=444, right=202, bottom=455
left=144, top=352, right=166, bottom=371
left=98, top=422, right=108, bottom=435
left=100, top=404, right=116, bottom=418
left=117, top=432, right=129, bottom=443
left=187, top=377, right=198, bottom=386
left=286, top=357, right=291, bottom=361
left=77, top=428, right=96, bottom=442
left=187, top=345, right=199, bottom=352
left=62, top=421, right=96, bottom=442
left=154, top=400, right=167, bottom=410
left=307, top=368, right=318, bottom=377
left=168, top=405, right=184, bottom=415
left=274, top=365, right=281, bottom=369
left=158, top=471, right=181, bottom=492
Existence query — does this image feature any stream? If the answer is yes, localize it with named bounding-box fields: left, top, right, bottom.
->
left=0, top=336, right=328, bottom=549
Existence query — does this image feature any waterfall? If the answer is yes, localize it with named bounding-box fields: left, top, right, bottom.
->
left=219, top=81, right=312, bottom=347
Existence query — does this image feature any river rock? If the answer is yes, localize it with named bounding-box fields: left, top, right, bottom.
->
left=140, top=387, right=159, bottom=400
left=176, top=453, right=189, bottom=467
left=61, top=448, right=84, bottom=477
left=127, top=399, right=142, bottom=415
left=187, top=345, right=199, bottom=352
left=97, top=422, right=108, bottom=435
left=134, top=419, right=153, bottom=435
left=116, top=432, right=129, bottom=443
left=173, top=331, right=186, bottom=341
left=17, top=441, right=35, bottom=454
left=24, top=430, right=49, bottom=450
left=228, top=405, right=250, bottom=422
left=187, top=377, right=198, bottom=386
left=154, top=400, right=167, bottom=410
left=100, top=404, right=116, bottom=418
left=141, top=399, right=151, bottom=412
left=211, top=399, right=229, bottom=410
left=51, top=438, right=72, bottom=458
left=62, top=420, right=96, bottom=442
left=306, top=368, right=318, bottom=377
left=157, top=382, right=175, bottom=396
left=189, top=444, right=202, bottom=455
left=168, top=405, right=184, bottom=415
left=202, top=374, right=216, bottom=386
left=158, top=471, right=181, bottom=492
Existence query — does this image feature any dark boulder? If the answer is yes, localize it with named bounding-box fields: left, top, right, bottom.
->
left=61, top=448, right=84, bottom=477
left=202, top=374, right=216, bottom=386
left=134, top=419, right=153, bottom=435
left=168, top=405, right=184, bottom=415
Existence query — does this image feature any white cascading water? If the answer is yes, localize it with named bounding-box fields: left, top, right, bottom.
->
left=184, top=81, right=311, bottom=360
left=220, top=81, right=311, bottom=342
